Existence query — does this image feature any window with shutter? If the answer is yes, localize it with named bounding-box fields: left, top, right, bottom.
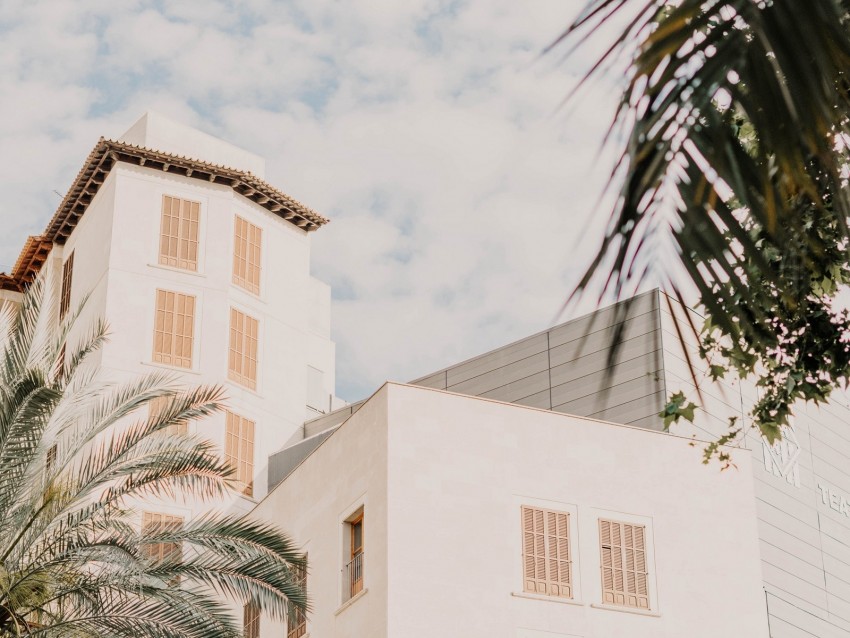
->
left=243, top=601, right=260, bottom=638
left=60, top=252, right=74, bottom=319
left=149, top=396, right=189, bottom=436
left=599, top=519, right=649, bottom=609
left=521, top=506, right=572, bottom=598
left=225, top=411, right=255, bottom=497
left=152, top=290, right=196, bottom=369
left=286, top=555, right=307, bottom=638
left=159, top=195, right=200, bottom=271
left=141, top=512, right=184, bottom=585
left=233, top=215, right=262, bottom=294
left=228, top=308, right=259, bottom=389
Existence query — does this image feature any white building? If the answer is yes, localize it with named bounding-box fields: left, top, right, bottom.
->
left=0, top=112, right=339, bottom=524
left=251, top=381, right=770, bottom=638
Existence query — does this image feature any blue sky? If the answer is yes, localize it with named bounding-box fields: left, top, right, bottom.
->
left=0, top=0, right=625, bottom=400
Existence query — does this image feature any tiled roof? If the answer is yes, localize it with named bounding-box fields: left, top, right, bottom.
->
left=1, top=138, right=329, bottom=291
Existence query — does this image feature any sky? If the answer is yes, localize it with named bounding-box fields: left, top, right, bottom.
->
left=0, top=0, right=632, bottom=401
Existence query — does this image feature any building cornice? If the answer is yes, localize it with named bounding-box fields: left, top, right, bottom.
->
left=2, top=137, right=330, bottom=291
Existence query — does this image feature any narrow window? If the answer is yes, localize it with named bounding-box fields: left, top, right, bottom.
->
left=521, top=506, right=572, bottom=598
left=233, top=215, right=262, bottom=294
left=225, top=411, right=255, bottom=497
left=228, top=308, right=259, bottom=389
left=159, top=195, right=200, bottom=271
left=343, top=512, right=364, bottom=601
left=149, top=396, right=189, bottom=436
left=60, top=252, right=74, bottom=319
left=287, top=555, right=307, bottom=638
left=599, top=519, right=649, bottom=609
left=141, top=512, right=184, bottom=584
left=243, top=602, right=260, bottom=638
left=152, top=290, right=196, bottom=369
left=45, top=445, right=57, bottom=475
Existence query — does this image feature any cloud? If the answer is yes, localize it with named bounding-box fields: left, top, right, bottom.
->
left=0, top=0, right=634, bottom=401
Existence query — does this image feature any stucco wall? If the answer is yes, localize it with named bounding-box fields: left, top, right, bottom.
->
left=249, top=386, right=390, bottom=638
left=384, top=383, right=768, bottom=638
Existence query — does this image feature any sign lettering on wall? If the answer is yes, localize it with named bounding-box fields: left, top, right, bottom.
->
left=763, top=425, right=801, bottom=488
left=816, top=482, right=850, bottom=518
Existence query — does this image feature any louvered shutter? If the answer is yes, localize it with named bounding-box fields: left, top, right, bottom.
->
left=521, top=506, right=572, bottom=598
left=60, top=252, right=74, bottom=318
left=599, top=519, right=650, bottom=609
left=159, top=196, right=200, bottom=271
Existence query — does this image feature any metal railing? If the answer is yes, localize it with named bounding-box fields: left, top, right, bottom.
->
left=342, top=552, right=364, bottom=602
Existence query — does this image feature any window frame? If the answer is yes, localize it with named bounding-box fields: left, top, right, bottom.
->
left=598, top=518, right=651, bottom=610
left=227, top=307, right=260, bottom=390
left=342, top=507, right=365, bottom=602
left=141, top=511, right=185, bottom=586
left=151, top=289, right=197, bottom=370
left=521, top=505, right=573, bottom=599
left=158, top=194, right=201, bottom=272
left=60, top=251, right=74, bottom=319
left=286, top=554, right=308, bottom=638
left=243, top=601, right=260, bottom=638
left=232, top=214, right=263, bottom=295
left=225, top=410, right=255, bottom=498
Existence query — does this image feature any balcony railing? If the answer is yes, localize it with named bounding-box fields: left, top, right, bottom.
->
left=342, top=552, right=364, bottom=602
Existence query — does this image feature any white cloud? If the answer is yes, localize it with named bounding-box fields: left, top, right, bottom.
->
left=0, top=0, right=638, bottom=400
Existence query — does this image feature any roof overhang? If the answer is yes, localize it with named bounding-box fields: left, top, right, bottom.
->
left=1, top=138, right=329, bottom=291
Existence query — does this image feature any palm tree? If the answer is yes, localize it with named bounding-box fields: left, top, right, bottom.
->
left=556, top=0, right=850, bottom=441
left=0, top=275, right=306, bottom=637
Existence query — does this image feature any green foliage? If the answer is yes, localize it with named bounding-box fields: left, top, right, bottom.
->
left=0, top=276, right=307, bottom=637
left=557, top=0, right=850, bottom=454
left=661, top=391, right=697, bottom=429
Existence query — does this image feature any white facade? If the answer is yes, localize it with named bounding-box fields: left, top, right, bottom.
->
left=251, top=382, right=770, bottom=638
left=5, top=113, right=338, bottom=517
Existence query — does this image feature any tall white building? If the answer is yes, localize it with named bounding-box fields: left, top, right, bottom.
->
left=0, top=112, right=339, bottom=523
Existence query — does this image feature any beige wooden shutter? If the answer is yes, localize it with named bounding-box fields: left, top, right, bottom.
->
left=599, top=519, right=649, bottom=609
left=149, top=397, right=189, bottom=436
left=225, top=411, right=255, bottom=497
left=287, top=555, right=307, bottom=638
left=233, top=215, right=262, bottom=294
left=60, top=252, right=74, bottom=318
left=521, top=506, right=572, bottom=598
left=159, top=196, right=199, bottom=271
left=228, top=308, right=259, bottom=389
left=547, top=510, right=572, bottom=598
left=244, top=602, right=261, bottom=638
left=152, top=290, right=195, bottom=368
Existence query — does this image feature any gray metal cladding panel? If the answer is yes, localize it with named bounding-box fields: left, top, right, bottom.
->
left=762, top=561, right=829, bottom=611
left=445, top=333, right=549, bottom=387
left=549, top=349, right=662, bottom=408
left=819, top=513, right=850, bottom=547
left=303, top=402, right=363, bottom=438
left=757, top=501, right=823, bottom=552
left=479, top=370, right=551, bottom=405
left=822, top=533, right=850, bottom=566
left=767, top=594, right=850, bottom=637
left=811, top=427, right=850, bottom=463
left=551, top=389, right=664, bottom=425
left=624, top=414, right=665, bottom=431
left=513, top=389, right=552, bottom=410
left=824, top=555, right=850, bottom=592
left=760, top=540, right=828, bottom=588
left=548, top=291, right=658, bottom=348
left=548, top=309, right=660, bottom=367
left=550, top=375, right=663, bottom=420
left=759, top=519, right=825, bottom=568
left=268, top=430, right=334, bottom=490
left=549, top=331, right=662, bottom=388
left=447, top=351, right=550, bottom=397
left=754, top=477, right=820, bottom=528
left=411, top=371, right=447, bottom=389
